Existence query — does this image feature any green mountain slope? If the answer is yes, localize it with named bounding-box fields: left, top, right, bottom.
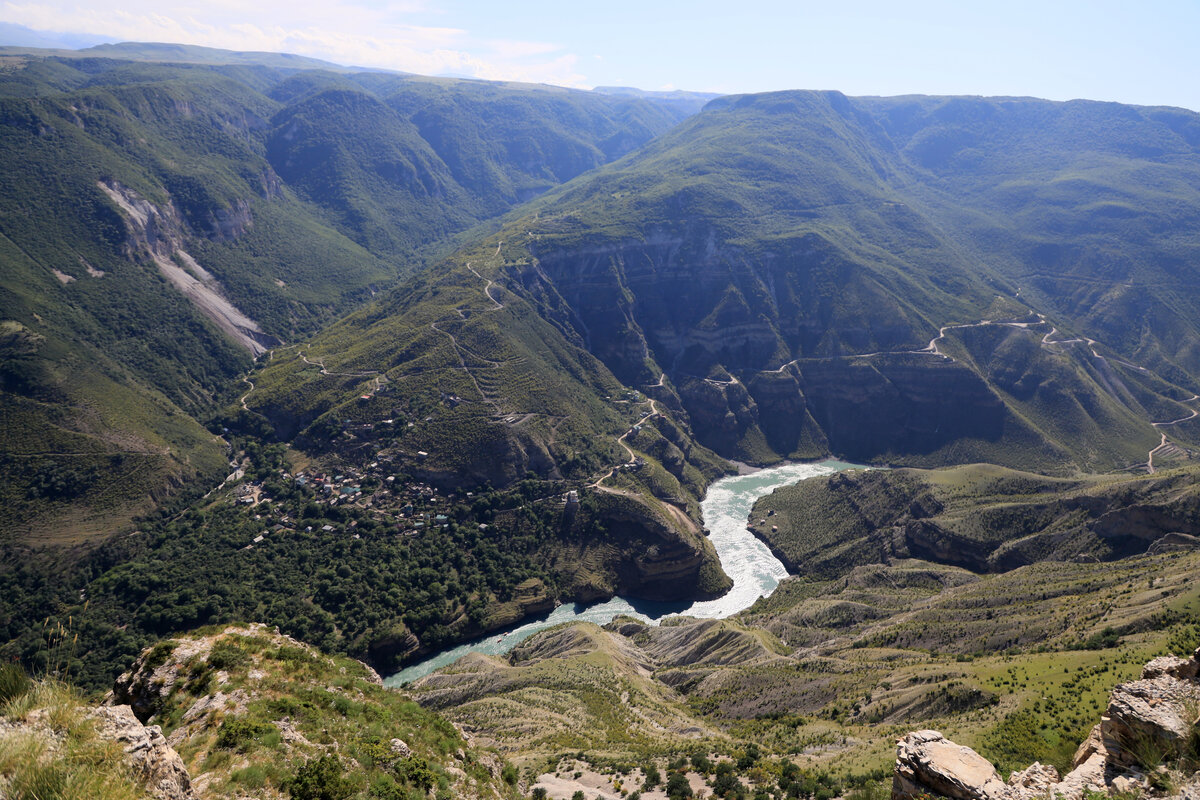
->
left=511, top=91, right=1200, bottom=470
left=252, top=89, right=1200, bottom=485
left=0, top=53, right=692, bottom=541
left=750, top=463, right=1200, bottom=577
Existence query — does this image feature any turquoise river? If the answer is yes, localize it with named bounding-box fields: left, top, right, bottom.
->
left=384, top=459, right=862, bottom=686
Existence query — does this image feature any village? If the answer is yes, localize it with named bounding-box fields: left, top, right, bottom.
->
left=226, top=444, right=589, bottom=555
left=219, top=370, right=666, bottom=560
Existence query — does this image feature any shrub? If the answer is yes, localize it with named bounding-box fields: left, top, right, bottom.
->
left=216, top=717, right=275, bottom=751
left=207, top=641, right=250, bottom=670
left=667, top=772, right=694, bottom=799
left=368, top=774, right=407, bottom=800
left=288, top=754, right=353, bottom=800
left=0, top=663, right=31, bottom=704
left=1080, top=627, right=1121, bottom=650
left=143, top=641, right=176, bottom=670
left=397, top=755, right=436, bottom=791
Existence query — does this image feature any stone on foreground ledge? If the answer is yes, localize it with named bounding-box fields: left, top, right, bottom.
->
left=893, top=648, right=1200, bottom=800
left=893, top=730, right=1008, bottom=800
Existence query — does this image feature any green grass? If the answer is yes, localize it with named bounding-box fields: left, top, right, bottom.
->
left=102, top=624, right=519, bottom=800
left=0, top=677, right=150, bottom=800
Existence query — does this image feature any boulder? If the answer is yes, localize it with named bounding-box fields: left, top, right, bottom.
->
left=893, top=730, right=1008, bottom=800
left=892, top=647, right=1200, bottom=800
left=1141, top=656, right=1199, bottom=681
left=1054, top=749, right=1108, bottom=800
left=1101, top=673, right=1200, bottom=769
left=1071, top=724, right=1105, bottom=769
left=1006, top=762, right=1059, bottom=800
left=89, top=705, right=193, bottom=800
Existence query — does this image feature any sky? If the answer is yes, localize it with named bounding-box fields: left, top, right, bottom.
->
left=2, top=0, right=1199, bottom=110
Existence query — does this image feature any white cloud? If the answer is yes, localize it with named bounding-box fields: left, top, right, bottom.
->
left=1, top=0, right=588, bottom=87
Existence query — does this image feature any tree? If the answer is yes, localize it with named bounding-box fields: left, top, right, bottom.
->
left=288, top=755, right=353, bottom=800
left=667, top=772, right=694, bottom=799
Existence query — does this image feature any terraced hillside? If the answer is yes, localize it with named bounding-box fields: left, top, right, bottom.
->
left=249, top=90, right=1200, bottom=494
left=0, top=49, right=693, bottom=541
left=749, top=463, right=1200, bottom=577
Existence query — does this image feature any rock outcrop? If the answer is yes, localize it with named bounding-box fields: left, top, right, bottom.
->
left=893, top=648, right=1200, bottom=800
left=1101, top=649, right=1200, bottom=771
left=893, top=730, right=1009, bottom=800
left=89, top=705, right=193, bottom=800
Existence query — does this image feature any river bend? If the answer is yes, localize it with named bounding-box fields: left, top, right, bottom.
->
left=384, top=459, right=860, bottom=686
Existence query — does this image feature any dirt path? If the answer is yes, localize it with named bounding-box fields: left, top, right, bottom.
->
left=240, top=376, right=254, bottom=411
left=1147, top=395, right=1200, bottom=472
left=583, top=384, right=700, bottom=533
left=299, top=351, right=380, bottom=380
left=466, top=264, right=505, bottom=310
left=429, top=322, right=502, bottom=414
left=759, top=310, right=1197, bottom=473
left=766, top=317, right=1040, bottom=372
left=1148, top=434, right=1168, bottom=472
left=589, top=398, right=660, bottom=489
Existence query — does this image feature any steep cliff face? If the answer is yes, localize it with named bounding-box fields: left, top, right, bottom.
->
left=751, top=464, right=1200, bottom=580
left=523, top=215, right=1169, bottom=471
left=485, top=90, right=1200, bottom=472
left=527, top=231, right=1031, bottom=465
left=555, top=490, right=731, bottom=603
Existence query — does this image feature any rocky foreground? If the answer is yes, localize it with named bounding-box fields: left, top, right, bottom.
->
left=894, top=648, right=1200, bottom=800
left=1, top=623, right=516, bottom=799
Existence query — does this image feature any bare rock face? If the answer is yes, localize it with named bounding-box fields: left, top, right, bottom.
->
left=1101, top=668, right=1200, bottom=770
left=893, top=730, right=1009, bottom=800
left=1142, top=656, right=1200, bottom=682
left=893, top=648, right=1200, bottom=800
left=1006, top=763, right=1059, bottom=800
left=110, top=639, right=194, bottom=722
left=89, top=705, right=193, bottom=800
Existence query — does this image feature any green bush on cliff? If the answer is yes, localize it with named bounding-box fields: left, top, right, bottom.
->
left=287, top=754, right=355, bottom=800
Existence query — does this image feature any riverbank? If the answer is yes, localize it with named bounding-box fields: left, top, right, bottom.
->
left=384, top=459, right=862, bottom=686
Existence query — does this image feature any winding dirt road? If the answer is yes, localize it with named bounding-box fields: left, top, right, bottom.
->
left=758, top=311, right=1198, bottom=473
left=589, top=396, right=660, bottom=489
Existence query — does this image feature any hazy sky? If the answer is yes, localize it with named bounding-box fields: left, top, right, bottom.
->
left=3, top=0, right=1198, bottom=109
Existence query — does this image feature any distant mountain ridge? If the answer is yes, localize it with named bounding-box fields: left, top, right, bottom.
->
left=0, top=40, right=360, bottom=71
left=592, top=85, right=721, bottom=116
